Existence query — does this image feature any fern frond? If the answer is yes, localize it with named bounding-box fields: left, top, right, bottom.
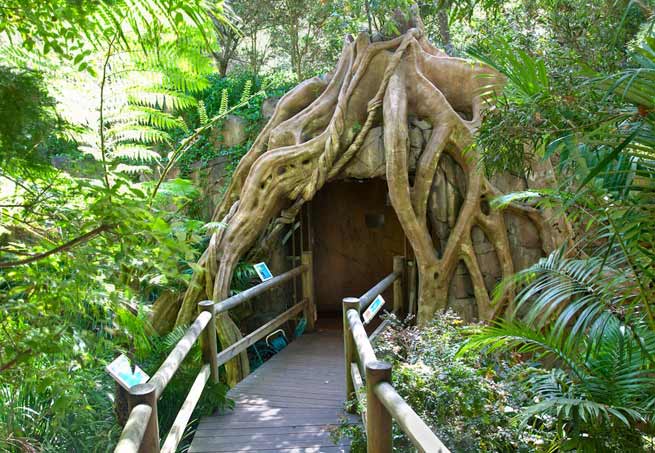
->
left=125, top=106, right=186, bottom=130
left=197, top=101, right=209, bottom=126
left=108, top=125, right=171, bottom=144
left=240, top=80, right=253, bottom=104
left=128, top=88, right=197, bottom=111
left=219, top=88, right=229, bottom=115
left=115, top=163, right=152, bottom=174
left=112, top=144, right=161, bottom=163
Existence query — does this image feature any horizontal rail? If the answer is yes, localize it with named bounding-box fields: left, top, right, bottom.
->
left=374, top=381, right=450, bottom=453
left=358, top=271, right=400, bottom=311
left=215, top=299, right=308, bottom=367
left=160, top=364, right=211, bottom=453
left=347, top=308, right=377, bottom=370
left=343, top=263, right=449, bottom=453
left=368, top=317, right=391, bottom=343
left=213, top=265, right=307, bottom=314
left=150, top=310, right=212, bottom=398
left=115, top=252, right=317, bottom=453
left=115, top=404, right=152, bottom=453
left=350, top=363, right=367, bottom=426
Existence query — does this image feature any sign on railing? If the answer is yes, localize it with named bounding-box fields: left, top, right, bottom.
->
left=362, top=294, right=385, bottom=324
left=253, top=262, right=273, bottom=282
left=342, top=257, right=451, bottom=453
left=106, top=354, right=149, bottom=390
left=115, top=253, right=316, bottom=453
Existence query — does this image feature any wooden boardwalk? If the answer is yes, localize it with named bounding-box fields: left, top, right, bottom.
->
left=190, top=328, right=355, bottom=453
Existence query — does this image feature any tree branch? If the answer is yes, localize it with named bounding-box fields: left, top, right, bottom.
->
left=0, top=224, right=112, bottom=268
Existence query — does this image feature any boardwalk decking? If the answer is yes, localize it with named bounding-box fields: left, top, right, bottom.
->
left=190, top=328, right=355, bottom=453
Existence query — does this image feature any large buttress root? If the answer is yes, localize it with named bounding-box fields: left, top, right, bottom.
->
left=161, top=19, right=568, bottom=385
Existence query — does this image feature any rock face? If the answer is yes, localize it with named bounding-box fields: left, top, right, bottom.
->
left=212, top=114, right=248, bottom=148
left=189, top=156, right=231, bottom=219
left=261, top=97, right=280, bottom=121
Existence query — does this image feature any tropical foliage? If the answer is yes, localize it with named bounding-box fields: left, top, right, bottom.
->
left=333, top=311, right=555, bottom=452
left=462, top=6, right=655, bottom=452
left=2, top=0, right=655, bottom=451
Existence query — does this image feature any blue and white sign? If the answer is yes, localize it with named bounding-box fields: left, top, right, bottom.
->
left=253, top=262, right=273, bottom=282
left=363, top=294, right=386, bottom=324
left=106, top=354, right=150, bottom=390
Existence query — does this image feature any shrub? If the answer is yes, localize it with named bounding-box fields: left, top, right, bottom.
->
left=334, top=311, right=554, bottom=452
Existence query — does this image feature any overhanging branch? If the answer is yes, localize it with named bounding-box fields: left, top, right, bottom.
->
left=0, top=224, right=112, bottom=268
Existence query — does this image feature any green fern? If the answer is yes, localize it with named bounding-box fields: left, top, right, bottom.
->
left=240, top=80, right=253, bottom=104
left=219, top=88, right=229, bottom=115
left=197, top=100, right=209, bottom=126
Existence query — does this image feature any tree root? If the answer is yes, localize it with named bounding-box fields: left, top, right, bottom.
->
left=155, top=16, right=568, bottom=385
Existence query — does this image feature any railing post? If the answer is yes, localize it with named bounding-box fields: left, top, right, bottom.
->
left=366, top=361, right=393, bottom=453
left=127, top=383, right=160, bottom=453
left=301, top=251, right=316, bottom=332
left=198, top=301, right=219, bottom=384
left=393, top=256, right=405, bottom=315
left=342, top=297, right=360, bottom=412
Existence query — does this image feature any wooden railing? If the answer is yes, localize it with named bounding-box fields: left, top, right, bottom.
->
left=114, top=252, right=316, bottom=453
left=343, top=256, right=450, bottom=453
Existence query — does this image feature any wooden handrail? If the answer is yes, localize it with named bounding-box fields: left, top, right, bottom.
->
left=150, top=311, right=212, bottom=398
left=115, top=404, right=152, bottom=453
left=346, top=308, right=377, bottom=369
left=358, top=270, right=400, bottom=311
left=160, top=364, right=210, bottom=453
left=213, top=265, right=306, bottom=314
left=115, top=255, right=315, bottom=453
left=215, top=299, right=308, bottom=367
left=374, top=381, right=450, bottom=452
left=342, top=258, right=450, bottom=453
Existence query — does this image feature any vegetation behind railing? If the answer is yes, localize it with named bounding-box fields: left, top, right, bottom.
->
left=342, top=256, right=450, bottom=453
left=114, top=253, right=315, bottom=453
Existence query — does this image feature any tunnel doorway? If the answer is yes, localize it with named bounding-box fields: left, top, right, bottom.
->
left=309, top=178, right=406, bottom=324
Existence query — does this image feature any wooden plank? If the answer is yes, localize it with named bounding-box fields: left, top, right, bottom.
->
left=229, top=389, right=345, bottom=401
left=191, top=431, right=343, bottom=444
left=194, top=424, right=346, bottom=437
left=190, top=330, right=358, bottom=453
left=191, top=447, right=348, bottom=453
left=228, top=399, right=344, bottom=410
left=190, top=436, right=348, bottom=452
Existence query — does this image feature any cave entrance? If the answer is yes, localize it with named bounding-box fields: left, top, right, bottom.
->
left=309, top=178, right=406, bottom=328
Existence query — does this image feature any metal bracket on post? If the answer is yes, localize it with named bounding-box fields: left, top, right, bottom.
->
left=127, top=382, right=160, bottom=453
left=198, top=300, right=219, bottom=384
left=366, top=360, right=393, bottom=453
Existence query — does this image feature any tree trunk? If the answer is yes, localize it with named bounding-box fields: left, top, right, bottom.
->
left=437, top=9, right=453, bottom=55
left=153, top=9, right=569, bottom=384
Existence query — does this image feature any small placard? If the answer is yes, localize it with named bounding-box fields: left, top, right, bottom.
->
left=106, top=354, right=149, bottom=390
left=363, top=294, right=385, bottom=324
left=253, top=262, right=273, bottom=282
